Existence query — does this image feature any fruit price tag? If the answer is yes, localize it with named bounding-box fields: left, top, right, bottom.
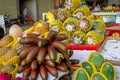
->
left=102, top=15, right=116, bottom=23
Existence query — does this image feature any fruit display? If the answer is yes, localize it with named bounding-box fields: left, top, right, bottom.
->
left=92, top=20, right=106, bottom=31
left=74, top=68, right=90, bottom=80
left=78, top=17, right=93, bottom=32
left=62, top=17, right=78, bottom=34
left=88, top=15, right=103, bottom=20
left=24, top=20, right=49, bottom=37
left=2, top=49, right=20, bottom=65
left=46, top=12, right=55, bottom=23
left=0, top=64, right=18, bottom=79
left=58, top=31, right=71, bottom=44
left=49, top=19, right=63, bottom=32
left=0, top=47, right=20, bottom=79
left=104, top=6, right=116, bottom=12
left=12, top=38, right=23, bottom=50
left=0, top=0, right=119, bottom=80
left=0, top=34, right=17, bottom=47
left=91, top=72, right=108, bottom=80
left=18, top=31, right=78, bottom=80
left=81, top=61, right=97, bottom=76
left=88, top=51, right=104, bottom=70
left=100, top=62, right=116, bottom=80
left=23, top=0, right=106, bottom=46
left=73, top=5, right=90, bottom=19
left=57, top=8, right=71, bottom=22
left=74, top=51, right=116, bottom=80
left=0, top=47, right=10, bottom=58
left=64, top=0, right=82, bottom=12
left=85, top=30, right=105, bottom=45
left=71, top=30, right=86, bottom=45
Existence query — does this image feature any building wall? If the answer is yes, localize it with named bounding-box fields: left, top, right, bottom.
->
left=23, top=0, right=37, bottom=22
left=0, top=0, right=17, bottom=18
left=0, top=0, right=54, bottom=21
left=108, top=0, right=120, bottom=6
left=38, top=0, right=54, bottom=19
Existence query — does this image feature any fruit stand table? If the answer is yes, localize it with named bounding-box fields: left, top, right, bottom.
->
left=16, top=49, right=120, bottom=80
left=91, top=12, right=120, bottom=23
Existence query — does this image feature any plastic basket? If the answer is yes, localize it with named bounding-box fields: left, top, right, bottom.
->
left=66, top=44, right=100, bottom=51
left=106, top=30, right=120, bottom=36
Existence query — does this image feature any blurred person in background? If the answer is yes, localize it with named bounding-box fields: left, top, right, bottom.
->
left=116, top=5, right=120, bottom=11
left=23, top=7, right=28, bottom=24
left=92, top=4, right=101, bottom=11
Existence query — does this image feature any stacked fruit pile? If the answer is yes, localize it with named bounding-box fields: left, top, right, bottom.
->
left=18, top=31, right=77, bottom=80
left=24, top=0, right=106, bottom=46
left=104, top=6, right=116, bottom=12
left=0, top=34, right=17, bottom=47
left=74, top=51, right=116, bottom=80
left=0, top=47, right=20, bottom=79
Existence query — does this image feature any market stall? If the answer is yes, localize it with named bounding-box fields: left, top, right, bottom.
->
left=0, top=0, right=120, bottom=80
left=91, top=12, right=120, bottom=24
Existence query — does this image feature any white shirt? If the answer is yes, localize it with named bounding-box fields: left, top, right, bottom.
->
left=23, top=8, right=28, bottom=17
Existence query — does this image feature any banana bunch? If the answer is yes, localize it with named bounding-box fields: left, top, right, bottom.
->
left=85, top=30, right=105, bottom=45
left=73, top=5, right=90, bottom=19
left=18, top=31, right=77, bottom=80
left=58, top=31, right=71, bottom=44
left=24, top=26, right=35, bottom=33
left=34, top=20, right=49, bottom=36
left=57, top=8, right=71, bottom=22
left=49, top=19, right=63, bottom=32
left=24, top=20, right=49, bottom=36
left=64, top=0, right=82, bottom=12
left=78, top=17, right=93, bottom=32
left=46, top=12, right=55, bottom=23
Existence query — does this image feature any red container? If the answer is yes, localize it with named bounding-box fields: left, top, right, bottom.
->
left=106, top=30, right=120, bottom=36
left=66, top=44, right=100, bottom=51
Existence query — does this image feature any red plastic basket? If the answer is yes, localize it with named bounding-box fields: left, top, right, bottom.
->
left=106, top=30, right=120, bottom=36
left=66, top=44, right=100, bottom=51
left=107, top=23, right=120, bottom=27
